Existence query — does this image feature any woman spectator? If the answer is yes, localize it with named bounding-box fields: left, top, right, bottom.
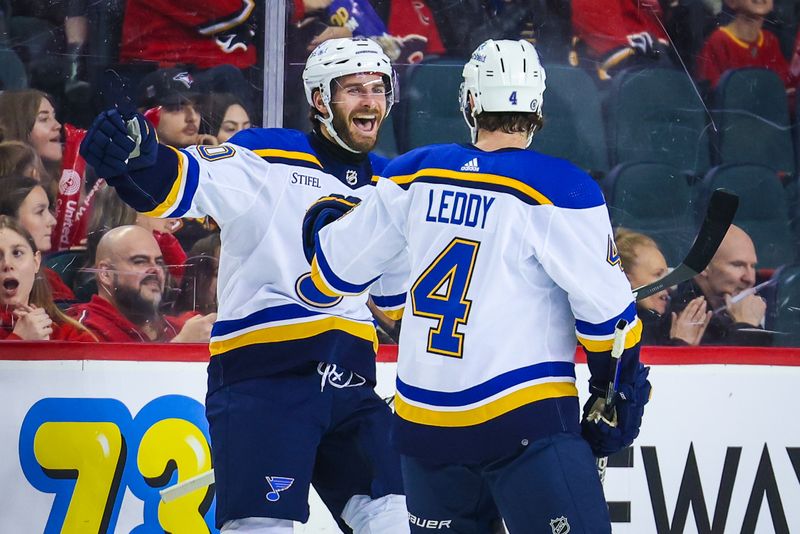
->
left=0, top=90, right=62, bottom=197
left=200, top=93, right=251, bottom=143
left=0, top=141, right=50, bottom=183
left=0, top=176, right=75, bottom=302
left=0, top=216, right=95, bottom=341
left=616, top=228, right=711, bottom=345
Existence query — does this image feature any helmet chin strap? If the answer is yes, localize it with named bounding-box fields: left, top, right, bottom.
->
left=316, top=92, right=361, bottom=154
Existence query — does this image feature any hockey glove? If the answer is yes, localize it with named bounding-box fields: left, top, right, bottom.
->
left=581, top=363, right=652, bottom=458
left=80, top=110, right=157, bottom=178
left=302, top=194, right=361, bottom=264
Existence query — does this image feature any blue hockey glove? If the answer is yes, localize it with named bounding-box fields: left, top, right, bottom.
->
left=581, top=363, right=652, bottom=458
left=302, top=194, right=361, bottom=264
left=80, top=110, right=157, bottom=178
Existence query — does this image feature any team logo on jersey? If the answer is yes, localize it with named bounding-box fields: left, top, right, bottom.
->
left=460, top=158, right=479, bottom=172
left=549, top=516, right=570, bottom=534
left=346, top=169, right=359, bottom=185
left=606, top=234, right=621, bottom=269
left=265, top=476, right=294, bottom=502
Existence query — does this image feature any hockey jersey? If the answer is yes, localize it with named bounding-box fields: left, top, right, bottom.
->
left=312, top=143, right=642, bottom=462
left=110, top=129, right=387, bottom=389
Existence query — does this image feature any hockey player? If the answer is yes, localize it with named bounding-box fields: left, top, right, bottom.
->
left=303, top=39, right=652, bottom=532
left=79, top=38, right=408, bottom=533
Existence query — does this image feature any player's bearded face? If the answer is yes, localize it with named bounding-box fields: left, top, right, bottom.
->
left=330, top=73, right=388, bottom=152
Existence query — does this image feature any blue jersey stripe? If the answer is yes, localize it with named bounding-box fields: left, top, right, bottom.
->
left=211, top=303, right=323, bottom=337
left=170, top=149, right=201, bottom=217
left=396, top=360, right=576, bottom=407
left=315, top=241, right=378, bottom=294
left=372, top=294, right=406, bottom=307
left=261, top=156, right=323, bottom=170
left=395, top=174, right=548, bottom=206
left=575, top=302, right=637, bottom=337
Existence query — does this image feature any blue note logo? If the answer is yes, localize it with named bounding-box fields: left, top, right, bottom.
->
left=265, top=476, right=294, bottom=502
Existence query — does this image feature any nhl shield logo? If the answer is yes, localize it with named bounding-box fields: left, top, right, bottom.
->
left=549, top=516, right=570, bottom=534
left=346, top=169, right=358, bottom=185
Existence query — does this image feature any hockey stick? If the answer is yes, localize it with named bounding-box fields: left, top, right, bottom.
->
left=594, top=190, right=737, bottom=484
left=595, top=319, right=628, bottom=484
left=159, top=469, right=215, bottom=503
left=632, top=189, right=739, bottom=301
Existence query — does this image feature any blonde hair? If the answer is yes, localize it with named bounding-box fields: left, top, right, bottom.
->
left=614, top=227, right=660, bottom=272
left=0, top=215, right=96, bottom=340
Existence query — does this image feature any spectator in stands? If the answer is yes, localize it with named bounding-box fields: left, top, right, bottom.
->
left=0, top=90, right=62, bottom=195
left=671, top=224, right=770, bottom=345
left=0, top=141, right=50, bottom=184
left=571, top=0, right=678, bottom=80
left=75, top=184, right=187, bottom=299
left=171, top=232, right=220, bottom=315
left=0, top=176, right=75, bottom=302
left=199, top=93, right=251, bottom=143
left=616, top=228, right=711, bottom=345
left=68, top=225, right=215, bottom=342
left=695, top=0, right=790, bottom=90
left=0, top=215, right=95, bottom=341
left=137, top=69, right=215, bottom=148
left=120, top=0, right=257, bottom=70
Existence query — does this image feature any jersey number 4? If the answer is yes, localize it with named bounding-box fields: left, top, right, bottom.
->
left=411, top=238, right=480, bottom=358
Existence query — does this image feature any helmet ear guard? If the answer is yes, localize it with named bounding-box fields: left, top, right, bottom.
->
left=460, top=39, right=547, bottom=146
left=302, top=37, right=396, bottom=153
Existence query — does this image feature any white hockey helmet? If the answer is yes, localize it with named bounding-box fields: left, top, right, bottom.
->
left=303, top=37, right=395, bottom=153
left=459, top=39, right=547, bottom=146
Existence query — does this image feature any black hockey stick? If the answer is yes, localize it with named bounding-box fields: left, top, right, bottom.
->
left=633, top=189, right=739, bottom=301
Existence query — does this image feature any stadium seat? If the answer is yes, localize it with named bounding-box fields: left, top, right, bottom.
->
left=711, top=68, right=795, bottom=177
left=529, top=65, right=608, bottom=175
left=43, top=249, right=86, bottom=294
left=701, top=163, right=796, bottom=269
left=374, top=112, right=398, bottom=159
left=605, top=67, right=712, bottom=177
left=397, top=57, right=468, bottom=153
left=770, top=264, right=800, bottom=346
left=0, top=47, right=26, bottom=90
left=603, top=161, right=696, bottom=265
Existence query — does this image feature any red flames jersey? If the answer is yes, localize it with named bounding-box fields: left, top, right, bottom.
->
left=120, top=0, right=257, bottom=69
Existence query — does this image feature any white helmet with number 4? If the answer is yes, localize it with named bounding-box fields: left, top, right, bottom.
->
left=303, top=37, right=395, bottom=153
left=460, top=39, right=546, bottom=145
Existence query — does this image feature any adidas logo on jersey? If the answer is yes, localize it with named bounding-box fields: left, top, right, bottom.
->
left=460, top=158, right=479, bottom=172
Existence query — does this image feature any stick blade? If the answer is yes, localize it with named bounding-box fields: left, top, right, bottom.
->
left=633, top=188, right=738, bottom=301
left=682, top=189, right=739, bottom=273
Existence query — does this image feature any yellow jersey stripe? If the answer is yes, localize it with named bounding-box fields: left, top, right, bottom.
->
left=391, top=167, right=553, bottom=205
left=210, top=316, right=378, bottom=355
left=253, top=148, right=322, bottom=167
left=577, top=319, right=643, bottom=352
left=382, top=307, right=404, bottom=321
left=720, top=27, right=764, bottom=50
left=310, top=256, right=340, bottom=297
left=144, top=145, right=185, bottom=217
left=395, top=381, right=578, bottom=427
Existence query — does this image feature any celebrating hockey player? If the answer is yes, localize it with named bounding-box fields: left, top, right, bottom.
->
left=79, top=38, right=408, bottom=533
left=303, top=39, right=652, bottom=532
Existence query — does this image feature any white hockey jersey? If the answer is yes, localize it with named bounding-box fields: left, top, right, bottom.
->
left=112, top=129, right=388, bottom=386
left=312, top=143, right=642, bottom=462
